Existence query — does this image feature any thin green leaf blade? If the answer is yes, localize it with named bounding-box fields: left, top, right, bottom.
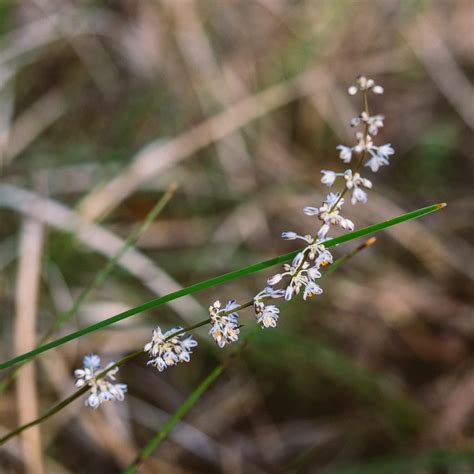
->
left=0, top=203, right=445, bottom=370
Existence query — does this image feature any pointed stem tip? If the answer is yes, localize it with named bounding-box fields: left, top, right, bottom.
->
left=437, top=202, right=447, bottom=209
left=365, top=237, right=377, bottom=246
left=168, top=182, right=179, bottom=193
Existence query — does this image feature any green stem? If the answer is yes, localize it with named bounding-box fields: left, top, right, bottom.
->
left=0, top=203, right=445, bottom=371
left=0, top=386, right=88, bottom=445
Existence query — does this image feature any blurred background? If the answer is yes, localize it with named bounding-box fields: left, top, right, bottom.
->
left=0, top=0, right=473, bottom=472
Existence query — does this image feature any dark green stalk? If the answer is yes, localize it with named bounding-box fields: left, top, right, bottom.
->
left=0, top=203, right=445, bottom=371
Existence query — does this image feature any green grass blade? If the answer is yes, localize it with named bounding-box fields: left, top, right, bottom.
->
left=125, top=366, right=223, bottom=473
left=0, top=203, right=445, bottom=370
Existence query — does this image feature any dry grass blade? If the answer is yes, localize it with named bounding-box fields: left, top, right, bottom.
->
left=14, top=218, right=45, bottom=474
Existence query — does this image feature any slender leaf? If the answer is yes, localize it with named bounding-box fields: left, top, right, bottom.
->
left=0, top=203, right=445, bottom=370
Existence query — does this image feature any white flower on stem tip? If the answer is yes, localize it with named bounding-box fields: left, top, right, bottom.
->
left=344, top=170, right=372, bottom=205
left=144, top=325, right=197, bottom=371
left=348, top=75, right=384, bottom=95
left=74, top=354, right=127, bottom=409
left=321, top=170, right=342, bottom=187
left=336, top=145, right=353, bottom=163
left=365, top=143, right=395, bottom=172
left=209, top=300, right=240, bottom=348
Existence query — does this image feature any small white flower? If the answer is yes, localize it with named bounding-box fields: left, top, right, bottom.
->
left=306, top=243, right=333, bottom=266
left=377, top=144, right=394, bottom=159
left=74, top=354, right=127, bottom=409
left=321, top=170, right=338, bottom=186
left=255, top=286, right=285, bottom=300
left=348, top=85, right=358, bottom=95
left=344, top=170, right=372, bottom=205
left=352, top=187, right=368, bottom=204
left=144, top=325, right=197, bottom=371
left=303, top=281, right=323, bottom=300
left=373, top=85, right=384, bottom=94
left=282, top=232, right=312, bottom=243
left=336, top=145, right=352, bottom=163
left=348, top=76, right=384, bottom=95
left=366, top=143, right=395, bottom=172
left=366, top=114, right=385, bottom=135
left=267, top=273, right=283, bottom=286
left=281, top=231, right=297, bottom=240
left=303, top=206, right=319, bottom=216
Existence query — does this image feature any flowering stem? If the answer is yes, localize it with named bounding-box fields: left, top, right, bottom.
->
left=290, top=89, right=371, bottom=282
left=331, top=89, right=369, bottom=212
left=0, top=240, right=374, bottom=447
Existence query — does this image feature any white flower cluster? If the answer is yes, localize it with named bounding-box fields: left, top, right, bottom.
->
left=242, top=75, right=393, bottom=328
left=74, top=354, right=127, bottom=409
left=336, top=78, right=394, bottom=176
left=303, top=193, right=354, bottom=239
left=348, top=75, right=384, bottom=95
left=144, top=326, right=198, bottom=371
left=267, top=241, right=331, bottom=301
left=209, top=300, right=241, bottom=348
left=254, top=287, right=284, bottom=328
